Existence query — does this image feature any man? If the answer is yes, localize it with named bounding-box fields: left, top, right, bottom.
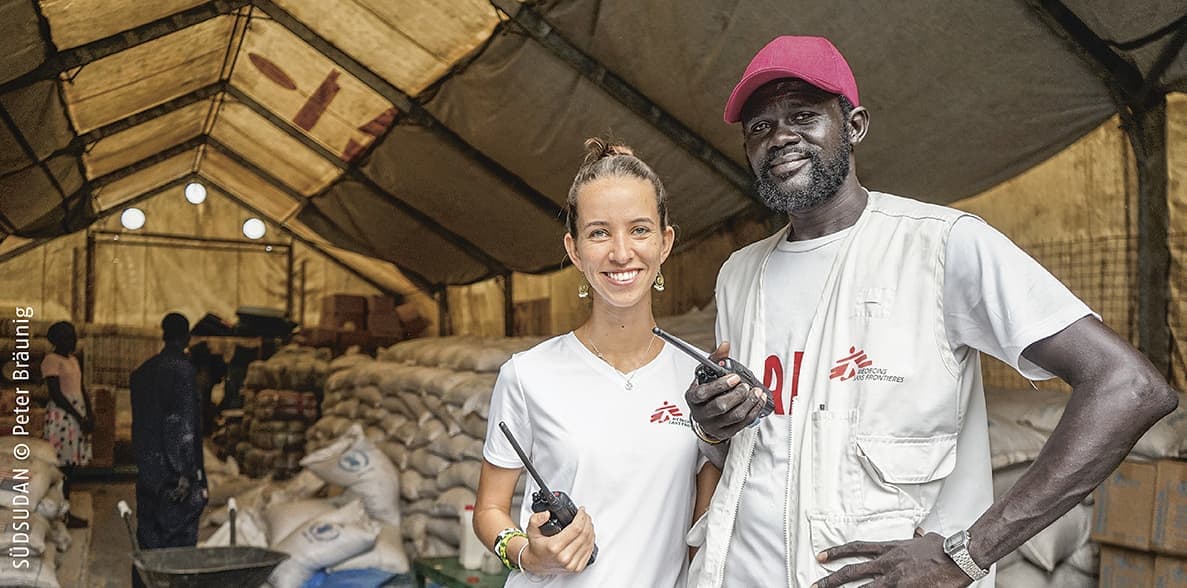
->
left=685, top=36, right=1177, bottom=587
left=129, top=313, right=207, bottom=588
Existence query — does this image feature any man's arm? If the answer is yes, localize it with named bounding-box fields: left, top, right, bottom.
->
left=966, top=316, right=1176, bottom=565
left=815, top=317, right=1177, bottom=587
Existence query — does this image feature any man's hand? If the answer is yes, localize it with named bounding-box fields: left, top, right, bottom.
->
left=813, top=530, right=972, bottom=588
left=685, top=342, right=767, bottom=441
left=522, top=508, right=596, bottom=575
left=165, top=477, right=191, bottom=503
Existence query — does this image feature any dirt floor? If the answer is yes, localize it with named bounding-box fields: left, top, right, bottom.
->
left=76, top=479, right=136, bottom=588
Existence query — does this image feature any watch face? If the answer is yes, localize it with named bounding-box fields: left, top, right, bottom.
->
left=944, top=531, right=966, bottom=553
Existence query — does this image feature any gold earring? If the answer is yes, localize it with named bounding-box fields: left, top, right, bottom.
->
left=653, top=270, right=665, bottom=292
left=578, top=281, right=590, bottom=298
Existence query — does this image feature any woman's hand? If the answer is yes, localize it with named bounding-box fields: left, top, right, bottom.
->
left=521, top=508, right=597, bottom=575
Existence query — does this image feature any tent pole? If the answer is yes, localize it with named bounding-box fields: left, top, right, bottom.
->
left=504, top=272, right=515, bottom=337
left=438, top=287, right=451, bottom=337
left=285, top=242, right=295, bottom=319
left=1128, top=98, right=1171, bottom=378
left=84, top=230, right=95, bottom=324
left=299, top=260, right=307, bottom=328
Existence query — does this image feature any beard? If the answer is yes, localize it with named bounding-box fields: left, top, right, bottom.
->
left=754, top=134, right=852, bottom=214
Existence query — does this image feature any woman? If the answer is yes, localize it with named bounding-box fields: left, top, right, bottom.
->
left=41, top=321, right=93, bottom=527
left=475, top=138, right=718, bottom=587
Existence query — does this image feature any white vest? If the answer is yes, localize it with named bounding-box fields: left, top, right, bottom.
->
left=695, top=192, right=993, bottom=587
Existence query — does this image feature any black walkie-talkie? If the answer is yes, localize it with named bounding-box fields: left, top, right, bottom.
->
left=498, top=421, right=598, bottom=566
left=652, top=327, right=776, bottom=422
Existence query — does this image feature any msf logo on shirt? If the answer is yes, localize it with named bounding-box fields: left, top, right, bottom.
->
left=650, top=401, right=690, bottom=427
left=829, top=347, right=873, bottom=381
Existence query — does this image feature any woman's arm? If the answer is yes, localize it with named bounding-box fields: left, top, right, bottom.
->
left=475, top=460, right=596, bottom=575
left=689, top=461, right=721, bottom=559
left=45, top=377, right=86, bottom=424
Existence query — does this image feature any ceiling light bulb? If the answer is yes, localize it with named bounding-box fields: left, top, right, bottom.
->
left=242, top=217, right=266, bottom=240
left=184, top=182, right=207, bottom=204
left=121, top=208, right=146, bottom=230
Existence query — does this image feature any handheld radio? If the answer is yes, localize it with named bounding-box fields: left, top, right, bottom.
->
left=651, top=327, right=776, bottom=421
left=498, top=421, right=598, bottom=565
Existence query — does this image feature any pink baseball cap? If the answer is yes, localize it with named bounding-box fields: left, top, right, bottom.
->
left=723, top=36, right=859, bottom=123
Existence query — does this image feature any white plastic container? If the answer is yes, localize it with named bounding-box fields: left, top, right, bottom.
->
left=459, top=504, right=485, bottom=570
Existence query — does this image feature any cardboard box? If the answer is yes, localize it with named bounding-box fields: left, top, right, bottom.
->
left=336, top=330, right=370, bottom=351
left=1156, top=460, right=1187, bottom=556
left=322, top=294, right=367, bottom=314
left=367, top=295, right=397, bottom=314
left=88, top=387, right=115, bottom=468
left=367, top=312, right=403, bottom=338
left=1157, top=555, right=1187, bottom=588
left=320, top=311, right=366, bottom=331
left=1100, top=545, right=1155, bottom=587
left=1093, top=460, right=1158, bottom=550
left=298, top=327, right=337, bottom=348
left=395, top=303, right=430, bottom=337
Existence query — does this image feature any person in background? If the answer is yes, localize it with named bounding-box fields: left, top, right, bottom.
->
left=129, top=312, right=207, bottom=588
left=474, top=138, right=719, bottom=587
left=41, top=321, right=92, bottom=528
left=684, top=35, right=1178, bottom=587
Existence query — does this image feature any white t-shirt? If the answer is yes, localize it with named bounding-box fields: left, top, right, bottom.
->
left=484, top=332, right=703, bottom=588
left=723, top=216, right=1094, bottom=586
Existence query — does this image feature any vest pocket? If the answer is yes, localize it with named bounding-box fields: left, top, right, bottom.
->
left=808, top=510, right=921, bottom=573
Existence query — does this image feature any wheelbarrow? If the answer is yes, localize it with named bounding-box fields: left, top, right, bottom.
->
left=118, top=497, right=289, bottom=588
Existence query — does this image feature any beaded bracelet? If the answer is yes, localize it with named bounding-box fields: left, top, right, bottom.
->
left=494, top=527, right=528, bottom=571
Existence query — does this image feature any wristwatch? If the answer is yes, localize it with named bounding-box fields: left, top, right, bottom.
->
left=943, top=530, right=989, bottom=581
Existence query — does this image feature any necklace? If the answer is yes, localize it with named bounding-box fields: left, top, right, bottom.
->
left=586, top=332, right=657, bottom=390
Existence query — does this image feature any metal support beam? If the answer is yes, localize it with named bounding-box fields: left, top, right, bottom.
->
left=92, top=229, right=288, bottom=250
left=253, top=0, right=564, bottom=224
left=503, top=272, right=514, bottom=337
left=203, top=135, right=506, bottom=273
left=492, top=1, right=757, bottom=200
left=0, top=0, right=249, bottom=95
left=80, top=82, right=225, bottom=144
left=1027, top=0, right=1173, bottom=376
left=90, top=136, right=204, bottom=189
left=200, top=175, right=435, bottom=295
left=437, top=287, right=451, bottom=336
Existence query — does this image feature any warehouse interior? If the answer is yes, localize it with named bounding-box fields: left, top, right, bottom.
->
left=0, top=0, right=1186, bottom=586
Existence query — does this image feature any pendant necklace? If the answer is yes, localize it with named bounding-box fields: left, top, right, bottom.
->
left=587, top=332, right=657, bottom=390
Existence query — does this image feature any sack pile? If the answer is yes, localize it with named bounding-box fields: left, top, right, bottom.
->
left=0, top=436, right=73, bottom=588
left=987, top=388, right=1187, bottom=585
left=234, top=345, right=330, bottom=479
left=306, top=336, right=539, bottom=563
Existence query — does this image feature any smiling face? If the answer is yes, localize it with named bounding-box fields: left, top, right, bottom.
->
left=564, top=176, right=674, bottom=311
left=741, top=79, right=860, bottom=213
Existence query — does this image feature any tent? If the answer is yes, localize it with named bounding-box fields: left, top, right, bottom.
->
left=0, top=0, right=1184, bottom=381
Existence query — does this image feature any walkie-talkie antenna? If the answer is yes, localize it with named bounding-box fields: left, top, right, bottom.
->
left=652, top=327, right=727, bottom=376
left=499, top=421, right=553, bottom=496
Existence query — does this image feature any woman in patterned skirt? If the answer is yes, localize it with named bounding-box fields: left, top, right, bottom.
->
left=41, top=321, right=93, bottom=527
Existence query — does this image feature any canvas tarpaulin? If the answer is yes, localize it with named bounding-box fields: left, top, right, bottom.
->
left=0, top=0, right=1182, bottom=291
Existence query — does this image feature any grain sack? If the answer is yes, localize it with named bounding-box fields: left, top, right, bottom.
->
left=245, top=361, right=273, bottom=388
left=353, top=386, right=383, bottom=409
left=432, top=487, right=477, bottom=519
left=268, top=500, right=381, bottom=588
left=400, top=470, right=426, bottom=501
left=1064, top=541, right=1098, bottom=575
left=460, top=413, right=489, bottom=440
left=457, top=346, right=513, bottom=373
left=36, top=479, right=66, bottom=520
left=47, top=520, right=69, bottom=553
left=326, top=370, right=353, bottom=393
left=329, top=523, right=410, bottom=574
left=422, top=395, right=461, bottom=435
left=300, top=424, right=402, bottom=526
left=361, top=407, right=388, bottom=425
left=391, top=422, right=421, bottom=448
left=0, top=437, right=56, bottom=465
left=381, top=414, right=409, bottom=437
left=461, top=390, right=492, bottom=420
left=1017, top=503, right=1091, bottom=572
left=418, top=535, right=459, bottom=558
left=411, top=419, right=448, bottom=448
left=275, top=469, right=326, bottom=500
left=378, top=441, right=409, bottom=470
left=364, top=426, right=387, bottom=444
left=403, top=367, right=450, bottom=394
left=2, top=547, right=59, bottom=588
left=0, top=509, right=49, bottom=554
left=444, top=374, right=497, bottom=408
left=424, top=372, right=473, bottom=399
left=1049, top=562, right=1096, bottom=587
left=426, top=515, right=461, bottom=545
left=427, top=435, right=466, bottom=462
left=405, top=498, right=434, bottom=516
left=987, top=417, right=1048, bottom=469
left=381, top=395, right=411, bottom=419
left=994, top=557, right=1048, bottom=587
left=265, top=499, right=338, bottom=546
left=202, top=508, right=268, bottom=548
left=398, top=392, right=431, bottom=425
left=402, top=513, right=429, bottom=541
left=0, top=454, right=61, bottom=509
left=408, top=448, right=451, bottom=478
left=329, top=352, right=373, bottom=375
left=437, top=460, right=482, bottom=492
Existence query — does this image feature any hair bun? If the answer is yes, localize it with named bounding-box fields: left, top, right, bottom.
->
left=582, top=137, right=633, bottom=165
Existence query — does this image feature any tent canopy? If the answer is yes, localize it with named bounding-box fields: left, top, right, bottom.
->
left=1, top=0, right=1184, bottom=288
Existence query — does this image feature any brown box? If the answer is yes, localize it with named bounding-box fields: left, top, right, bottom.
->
left=298, top=327, right=337, bottom=348
left=1157, top=555, right=1187, bottom=588
left=321, top=311, right=366, bottom=331
left=1155, top=460, right=1187, bottom=556
left=368, top=295, right=396, bottom=314
left=88, top=387, right=115, bottom=468
left=1100, top=545, right=1155, bottom=587
left=367, top=312, right=404, bottom=338
left=395, top=303, right=430, bottom=337
left=1093, top=460, right=1158, bottom=550
left=322, top=294, right=367, bottom=314
left=336, top=330, right=370, bottom=351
